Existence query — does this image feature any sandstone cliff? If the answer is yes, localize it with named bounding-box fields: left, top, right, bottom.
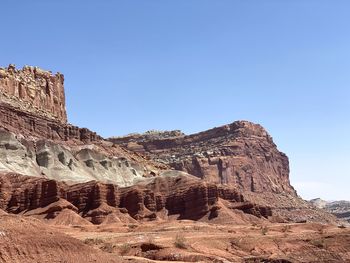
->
left=0, top=64, right=100, bottom=144
left=0, top=103, right=101, bottom=143
left=0, top=171, right=337, bottom=224
left=0, top=64, right=67, bottom=123
left=0, top=64, right=295, bottom=196
left=109, top=121, right=296, bottom=196
left=0, top=172, right=273, bottom=225
left=0, top=64, right=337, bottom=225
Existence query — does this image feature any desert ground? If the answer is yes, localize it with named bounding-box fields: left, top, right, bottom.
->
left=53, top=219, right=350, bottom=262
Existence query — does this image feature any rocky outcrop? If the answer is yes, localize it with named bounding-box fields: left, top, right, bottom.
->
left=0, top=65, right=162, bottom=185
left=109, top=121, right=296, bottom=196
left=0, top=129, right=157, bottom=186
left=0, top=63, right=337, bottom=227
left=0, top=103, right=100, bottom=143
left=0, top=65, right=100, bottom=143
left=310, top=198, right=350, bottom=223
left=0, top=172, right=272, bottom=224
left=0, top=64, right=67, bottom=123
left=0, top=64, right=295, bottom=198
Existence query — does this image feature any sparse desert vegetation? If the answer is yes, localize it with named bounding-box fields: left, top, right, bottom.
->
left=55, top=220, right=350, bottom=262
left=174, top=233, right=188, bottom=249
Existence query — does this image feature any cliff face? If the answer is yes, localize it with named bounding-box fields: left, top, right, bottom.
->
left=0, top=64, right=339, bottom=225
left=0, top=65, right=67, bottom=123
left=109, top=121, right=296, bottom=196
left=0, top=172, right=272, bottom=224
left=0, top=64, right=295, bottom=196
left=0, top=103, right=100, bottom=143
left=0, top=65, right=102, bottom=143
left=0, top=65, right=164, bottom=185
left=0, top=171, right=337, bottom=224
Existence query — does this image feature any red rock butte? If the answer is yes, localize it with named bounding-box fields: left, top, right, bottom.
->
left=0, top=64, right=100, bottom=143
left=0, top=64, right=67, bottom=123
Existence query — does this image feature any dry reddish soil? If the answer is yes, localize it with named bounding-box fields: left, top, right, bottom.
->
left=0, top=213, right=122, bottom=263
left=2, top=210, right=348, bottom=262
left=53, top=220, right=350, bottom=263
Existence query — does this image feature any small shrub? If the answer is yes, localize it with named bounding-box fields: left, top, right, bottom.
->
left=193, top=225, right=201, bottom=231
left=119, top=243, right=131, bottom=255
left=318, top=227, right=325, bottom=235
left=261, top=226, right=268, bottom=235
left=84, top=237, right=104, bottom=245
left=128, top=224, right=138, bottom=231
left=282, top=225, right=291, bottom=233
left=230, top=238, right=241, bottom=247
left=101, top=243, right=115, bottom=253
left=338, top=224, right=346, bottom=229
left=310, top=239, right=325, bottom=249
left=174, top=233, right=187, bottom=249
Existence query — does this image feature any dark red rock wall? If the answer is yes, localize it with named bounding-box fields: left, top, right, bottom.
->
left=0, top=174, right=60, bottom=213
left=66, top=182, right=119, bottom=214
left=0, top=173, right=272, bottom=223
left=0, top=103, right=101, bottom=143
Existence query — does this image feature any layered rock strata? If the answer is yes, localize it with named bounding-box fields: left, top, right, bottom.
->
left=0, top=172, right=272, bottom=224
left=0, top=103, right=100, bottom=143
left=310, top=198, right=350, bottom=223
left=0, top=65, right=100, bottom=143
left=0, top=129, right=160, bottom=186
left=0, top=64, right=335, bottom=226
left=0, top=64, right=67, bottom=123
left=110, top=121, right=296, bottom=195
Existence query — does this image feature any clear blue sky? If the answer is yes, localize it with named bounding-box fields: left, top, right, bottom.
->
left=2, top=1, right=349, bottom=200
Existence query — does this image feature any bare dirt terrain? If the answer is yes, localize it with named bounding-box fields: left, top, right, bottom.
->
left=53, top=219, right=350, bottom=263
left=0, top=213, right=122, bottom=263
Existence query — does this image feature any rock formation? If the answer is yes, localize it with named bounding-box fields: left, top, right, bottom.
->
left=0, top=92, right=101, bottom=143
left=310, top=198, right=350, bottom=223
left=0, top=64, right=338, bottom=226
left=0, top=65, right=165, bottom=185
left=0, top=128, right=162, bottom=186
left=109, top=121, right=296, bottom=195
left=0, top=172, right=272, bottom=224
left=0, top=64, right=67, bottom=123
